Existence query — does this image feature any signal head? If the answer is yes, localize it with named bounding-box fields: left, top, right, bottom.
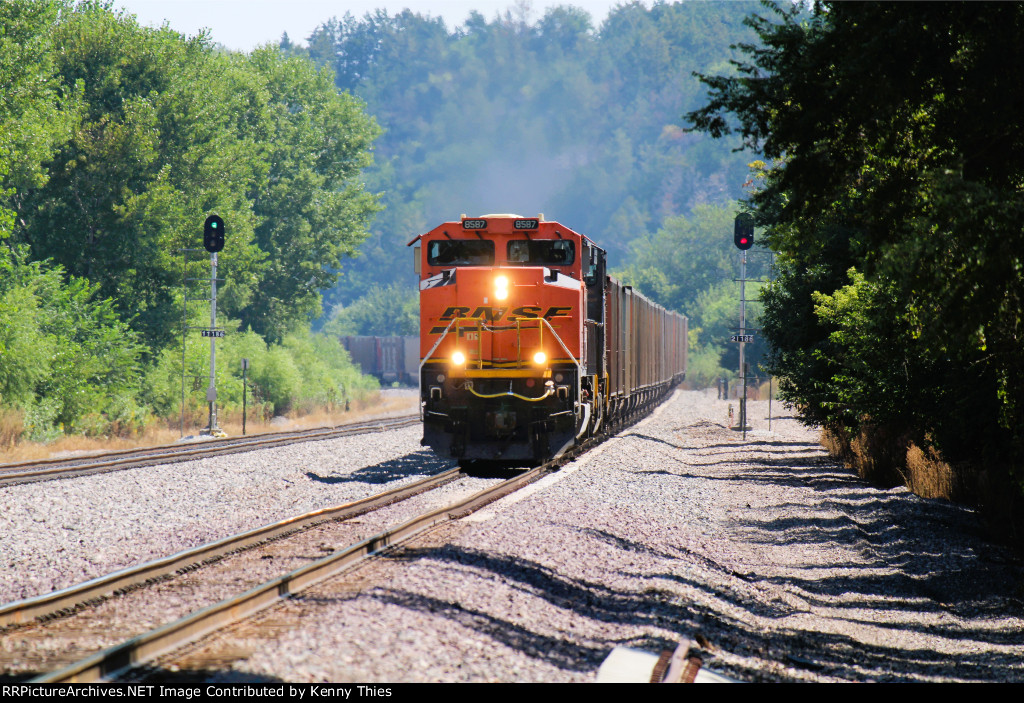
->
left=204, top=214, right=226, bottom=253
left=734, top=212, right=754, bottom=250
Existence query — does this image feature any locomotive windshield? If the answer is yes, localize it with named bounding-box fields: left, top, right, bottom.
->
left=427, top=239, right=495, bottom=266
left=506, top=239, right=575, bottom=266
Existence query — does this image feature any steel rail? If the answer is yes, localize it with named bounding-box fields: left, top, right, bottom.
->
left=33, top=384, right=677, bottom=683
left=0, top=466, right=461, bottom=630
left=35, top=456, right=574, bottom=682
left=0, top=414, right=419, bottom=488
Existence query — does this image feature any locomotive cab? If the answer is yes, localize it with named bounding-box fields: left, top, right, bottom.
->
left=410, top=214, right=607, bottom=463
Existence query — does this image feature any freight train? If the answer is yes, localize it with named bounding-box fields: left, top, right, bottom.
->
left=409, top=214, right=687, bottom=463
left=340, top=336, right=418, bottom=384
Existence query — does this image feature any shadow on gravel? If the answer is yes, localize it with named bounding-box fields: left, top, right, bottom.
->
left=576, top=526, right=681, bottom=560
left=368, top=449, right=1024, bottom=681
left=697, top=440, right=823, bottom=450
left=369, top=587, right=613, bottom=670
left=304, top=450, right=454, bottom=485
left=133, top=668, right=288, bottom=684
left=711, top=447, right=1024, bottom=681
left=369, top=545, right=692, bottom=673
left=616, top=432, right=685, bottom=449
left=629, top=452, right=857, bottom=493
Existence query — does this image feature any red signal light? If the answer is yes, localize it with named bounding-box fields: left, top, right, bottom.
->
left=734, top=213, right=754, bottom=250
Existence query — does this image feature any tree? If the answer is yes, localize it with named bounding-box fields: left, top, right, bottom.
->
left=17, top=4, right=268, bottom=349
left=242, top=47, right=382, bottom=341
left=688, top=3, right=1024, bottom=468
left=13, top=4, right=381, bottom=349
left=322, top=283, right=418, bottom=337
left=0, top=246, right=146, bottom=437
left=298, top=4, right=759, bottom=310
left=0, top=0, right=77, bottom=240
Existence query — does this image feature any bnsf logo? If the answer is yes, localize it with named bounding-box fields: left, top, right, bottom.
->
left=428, top=305, right=572, bottom=334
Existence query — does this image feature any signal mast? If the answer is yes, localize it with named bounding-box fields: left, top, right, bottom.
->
left=732, top=213, right=755, bottom=437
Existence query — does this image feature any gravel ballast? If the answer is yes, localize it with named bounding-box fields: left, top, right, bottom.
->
left=0, top=426, right=453, bottom=604
left=7, top=389, right=1024, bottom=682
left=193, top=389, right=1024, bottom=683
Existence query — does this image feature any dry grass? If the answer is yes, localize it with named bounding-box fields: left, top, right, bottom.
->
left=904, top=442, right=954, bottom=500
left=0, top=409, right=24, bottom=452
left=823, top=423, right=981, bottom=504
left=0, top=392, right=418, bottom=465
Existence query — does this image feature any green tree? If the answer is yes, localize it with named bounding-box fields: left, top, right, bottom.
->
left=688, top=3, right=1024, bottom=468
left=13, top=4, right=380, bottom=349
left=18, top=3, right=267, bottom=349
left=242, top=47, right=382, bottom=342
left=0, top=0, right=77, bottom=240
left=322, top=283, right=418, bottom=337
left=298, top=3, right=759, bottom=309
left=0, top=246, right=146, bottom=437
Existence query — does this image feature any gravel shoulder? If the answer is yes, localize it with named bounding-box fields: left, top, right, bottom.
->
left=201, top=389, right=1024, bottom=683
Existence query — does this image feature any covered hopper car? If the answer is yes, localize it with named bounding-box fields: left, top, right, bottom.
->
left=409, top=214, right=687, bottom=463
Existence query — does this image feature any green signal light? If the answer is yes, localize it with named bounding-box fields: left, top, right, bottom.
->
left=203, top=214, right=226, bottom=252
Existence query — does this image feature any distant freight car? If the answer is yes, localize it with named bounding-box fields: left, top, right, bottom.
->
left=409, top=214, right=687, bottom=463
left=340, top=336, right=418, bottom=385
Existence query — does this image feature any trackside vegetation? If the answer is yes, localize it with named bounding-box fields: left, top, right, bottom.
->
left=0, top=1, right=381, bottom=446
left=688, top=3, right=1024, bottom=535
left=295, top=2, right=766, bottom=385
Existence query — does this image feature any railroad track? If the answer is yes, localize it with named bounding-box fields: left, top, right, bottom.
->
left=0, top=464, right=469, bottom=679
left=9, top=441, right=597, bottom=682
left=0, top=414, right=419, bottom=488
left=8, top=388, right=673, bottom=683
left=37, top=459, right=558, bottom=683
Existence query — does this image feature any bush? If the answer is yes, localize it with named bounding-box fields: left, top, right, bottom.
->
left=322, top=283, right=418, bottom=337
left=0, top=247, right=147, bottom=439
left=144, top=324, right=378, bottom=421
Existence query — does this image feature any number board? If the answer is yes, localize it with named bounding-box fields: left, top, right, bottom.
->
left=730, top=334, right=754, bottom=343
left=201, top=330, right=226, bottom=338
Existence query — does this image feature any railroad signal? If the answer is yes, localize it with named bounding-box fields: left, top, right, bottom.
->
left=734, top=212, right=754, bottom=250
left=203, top=214, right=225, bottom=253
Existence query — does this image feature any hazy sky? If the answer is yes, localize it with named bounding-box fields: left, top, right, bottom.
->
left=113, top=0, right=636, bottom=52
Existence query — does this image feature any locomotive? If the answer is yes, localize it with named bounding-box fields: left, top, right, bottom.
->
left=410, top=214, right=687, bottom=463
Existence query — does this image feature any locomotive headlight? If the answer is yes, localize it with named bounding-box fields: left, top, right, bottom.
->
left=452, top=351, right=466, bottom=366
left=533, top=351, right=547, bottom=365
left=494, top=275, right=509, bottom=300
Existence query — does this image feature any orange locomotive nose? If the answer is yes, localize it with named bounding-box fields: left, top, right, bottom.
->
left=422, top=266, right=580, bottom=371
left=410, top=213, right=688, bottom=463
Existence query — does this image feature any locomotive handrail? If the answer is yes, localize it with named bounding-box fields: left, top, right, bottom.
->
left=465, top=385, right=555, bottom=402
left=416, top=315, right=586, bottom=422
left=419, top=319, right=457, bottom=369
